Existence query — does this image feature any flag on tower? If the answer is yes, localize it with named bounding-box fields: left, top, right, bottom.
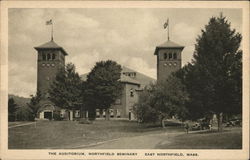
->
left=46, top=19, right=52, bottom=25
left=164, top=19, right=169, bottom=29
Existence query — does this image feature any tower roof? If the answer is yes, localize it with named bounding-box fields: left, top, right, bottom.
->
left=34, top=40, right=68, bottom=55
left=154, top=40, right=184, bottom=55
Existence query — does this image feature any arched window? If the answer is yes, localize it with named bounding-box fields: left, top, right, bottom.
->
left=169, top=53, right=173, bottom=59
left=47, top=53, right=51, bottom=60
left=173, top=53, right=177, bottom=59
left=164, top=53, right=167, bottom=59
left=52, top=53, right=56, bottom=60
left=42, top=53, right=46, bottom=60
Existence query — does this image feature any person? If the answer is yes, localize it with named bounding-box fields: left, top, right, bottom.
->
left=184, top=122, right=189, bottom=134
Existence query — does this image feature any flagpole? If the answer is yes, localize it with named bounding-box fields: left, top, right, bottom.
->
left=168, top=18, right=170, bottom=41
left=51, top=20, right=53, bottom=41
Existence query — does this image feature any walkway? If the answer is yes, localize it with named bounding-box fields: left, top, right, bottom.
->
left=8, top=122, right=36, bottom=129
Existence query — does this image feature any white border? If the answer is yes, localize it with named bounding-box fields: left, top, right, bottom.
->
left=0, top=1, right=249, bottom=160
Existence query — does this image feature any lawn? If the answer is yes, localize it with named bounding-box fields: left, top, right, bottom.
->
left=156, top=127, right=242, bottom=149
left=9, top=120, right=168, bottom=149
left=9, top=120, right=242, bottom=149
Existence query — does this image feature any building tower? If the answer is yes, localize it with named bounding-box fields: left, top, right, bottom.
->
left=34, top=39, right=68, bottom=119
left=154, top=40, right=184, bottom=82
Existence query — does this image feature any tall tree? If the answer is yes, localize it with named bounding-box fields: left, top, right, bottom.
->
left=85, top=60, right=122, bottom=120
left=27, top=91, right=42, bottom=120
left=49, top=63, right=82, bottom=112
left=188, top=14, right=242, bottom=131
left=8, top=98, right=17, bottom=121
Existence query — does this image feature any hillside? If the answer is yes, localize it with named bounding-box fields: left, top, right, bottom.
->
left=8, top=94, right=30, bottom=107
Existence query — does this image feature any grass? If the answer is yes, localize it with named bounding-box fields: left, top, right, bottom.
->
left=9, top=120, right=242, bottom=149
left=156, top=127, right=242, bottom=149
left=8, top=120, right=166, bottom=149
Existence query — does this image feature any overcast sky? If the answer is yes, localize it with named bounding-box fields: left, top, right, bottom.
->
left=8, top=8, right=242, bottom=98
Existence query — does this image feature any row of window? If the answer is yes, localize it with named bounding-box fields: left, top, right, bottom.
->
left=164, top=62, right=177, bottom=67
left=123, top=72, right=136, bottom=78
left=96, top=109, right=121, bottom=118
left=42, top=53, right=56, bottom=61
left=42, top=63, right=55, bottom=67
left=164, top=52, right=177, bottom=60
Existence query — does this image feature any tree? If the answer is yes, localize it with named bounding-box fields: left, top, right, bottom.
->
left=175, top=64, right=209, bottom=121
left=184, top=14, right=242, bottom=131
left=154, top=74, right=189, bottom=127
left=85, top=60, right=122, bottom=120
left=133, top=74, right=189, bottom=127
left=27, top=91, right=41, bottom=120
left=49, top=63, right=82, bottom=113
left=133, top=84, right=160, bottom=124
left=8, top=98, right=17, bottom=121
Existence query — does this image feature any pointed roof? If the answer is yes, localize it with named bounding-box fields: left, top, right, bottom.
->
left=154, top=40, right=184, bottom=55
left=34, top=40, right=68, bottom=55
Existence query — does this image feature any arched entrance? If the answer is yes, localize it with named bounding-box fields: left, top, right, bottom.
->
left=38, top=104, right=55, bottom=120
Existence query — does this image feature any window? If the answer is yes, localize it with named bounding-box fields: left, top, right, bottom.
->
left=103, top=109, right=106, bottom=117
left=75, top=110, right=80, bottom=117
left=110, top=109, right=114, bottom=118
left=52, top=53, right=56, bottom=60
left=164, top=53, right=167, bottom=59
left=116, top=109, right=121, bottom=118
left=51, top=63, right=55, bottom=67
left=96, top=109, right=100, bottom=117
left=169, top=53, right=173, bottom=59
left=47, top=54, right=51, bottom=60
left=130, top=89, right=134, bottom=97
left=42, top=63, right=45, bottom=67
left=173, top=53, right=177, bottom=59
left=42, top=53, right=46, bottom=60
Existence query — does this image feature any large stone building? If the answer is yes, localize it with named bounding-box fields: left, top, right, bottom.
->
left=34, top=38, right=184, bottom=120
left=81, top=66, right=155, bottom=120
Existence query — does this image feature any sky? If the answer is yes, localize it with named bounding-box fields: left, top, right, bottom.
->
left=8, top=8, right=242, bottom=98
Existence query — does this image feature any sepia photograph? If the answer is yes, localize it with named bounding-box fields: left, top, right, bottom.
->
left=0, top=1, right=249, bottom=160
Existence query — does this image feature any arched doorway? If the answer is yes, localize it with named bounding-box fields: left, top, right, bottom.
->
left=38, top=104, right=55, bottom=120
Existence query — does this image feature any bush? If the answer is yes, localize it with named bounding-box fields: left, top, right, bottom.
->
left=133, top=103, right=159, bottom=124
left=53, top=110, right=63, bottom=121
left=16, top=106, right=34, bottom=121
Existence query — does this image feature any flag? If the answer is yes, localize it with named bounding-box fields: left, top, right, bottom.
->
left=46, top=19, right=52, bottom=25
left=164, top=19, right=169, bottom=29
